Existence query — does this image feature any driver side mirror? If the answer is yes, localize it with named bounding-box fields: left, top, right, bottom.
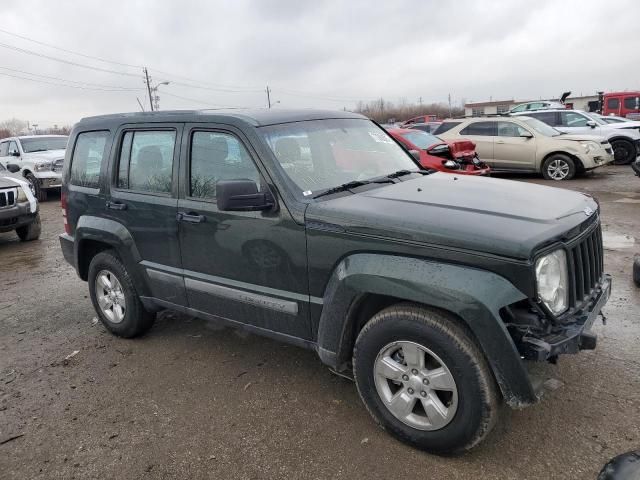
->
left=216, top=179, right=275, bottom=212
left=520, top=131, right=533, bottom=138
left=10, top=151, right=20, bottom=157
left=586, top=121, right=597, bottom=128
left=6, top=163, right=20, bottom=173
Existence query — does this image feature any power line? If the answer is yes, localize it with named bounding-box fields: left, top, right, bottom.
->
left=0, top=66, right=141, bottom=90
left=0, top=71, right=144, bottom=92
left=0, top=27, right=143, bottom=69
left=0, top=41, right=140, bottom=77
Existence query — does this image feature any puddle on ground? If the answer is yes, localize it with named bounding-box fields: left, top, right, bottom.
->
left=602, top=232, right=636, bottom=250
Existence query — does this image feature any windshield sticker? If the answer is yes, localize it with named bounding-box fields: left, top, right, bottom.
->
left=368, top=131, right=394, bottom=144
left=302, top=190, right=313, bottom=197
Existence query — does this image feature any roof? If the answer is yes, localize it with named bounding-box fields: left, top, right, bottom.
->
left=0, top=135, right=68, bottom=140
left=465, top=99, right=516, bottom=108
left=77, top=108, right=366, bottom=128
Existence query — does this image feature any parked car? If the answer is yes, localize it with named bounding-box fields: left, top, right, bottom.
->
left=508, top=100, right=565, bottom=113
left=405, top=122, right=443, bottom=134
left=387, top=128, right=490, bottom=175
left=436, top=116, right=613, bottom=180
left=401, top=115, right=439, bottom=126
left=0, top=135, right=68, bottom=200
left=511, top=109, right=640, bottom=165
left=602, top=91, right=640, bottom=120
left=61, top=109, right=610, bottom=454
left=0, top=162, right=40, bottom=241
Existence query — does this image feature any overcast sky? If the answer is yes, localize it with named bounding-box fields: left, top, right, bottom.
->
left=1, top=0, right=639, bottom=127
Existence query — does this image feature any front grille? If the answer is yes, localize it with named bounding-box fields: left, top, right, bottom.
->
left=567, top=221, right=604, bottom=308
left=0, top=188, right=17, bottom=208
left=52, top=159, right=64, bottom=172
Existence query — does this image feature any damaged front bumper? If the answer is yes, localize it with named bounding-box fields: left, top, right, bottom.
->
left=508, top=275, right=611, bottom=362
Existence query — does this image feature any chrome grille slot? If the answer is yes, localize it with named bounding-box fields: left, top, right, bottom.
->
left=567, top=221, right=603, bottom=308
left=0, top=188, right=17, bottom=208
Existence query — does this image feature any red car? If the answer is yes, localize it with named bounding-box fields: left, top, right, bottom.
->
left=388, top=128, right=490, bottom=175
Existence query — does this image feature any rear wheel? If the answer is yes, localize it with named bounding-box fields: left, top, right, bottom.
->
left=15, top=212, right=41, bottom=241
left=542, top=154, right=576, bottom=180
left=353, top=303, right=499, bottom=454
left=88, top=251, right=155, bottom=338
left=611, top=139, right=635, bottom=165
left=25, top=172, right=47, bottom=201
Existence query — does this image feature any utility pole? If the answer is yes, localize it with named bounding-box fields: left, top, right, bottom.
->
left=144, top=67, right=154, bottom=111
left=419, top=96, right=423, bottom=106
left=266, top=85, right=271, bottom=108
left=448, top=93, right=452, bottom=118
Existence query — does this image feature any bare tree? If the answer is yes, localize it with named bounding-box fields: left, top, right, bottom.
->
left=354, top=100, right=463, bottom=123
left=0, top=118, right=28, bottom=136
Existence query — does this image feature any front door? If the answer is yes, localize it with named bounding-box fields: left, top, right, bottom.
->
left=105, top=123, right=187, bottom=306
left=494, top=121, right=537, bottom=170
left=177, top=124, right=311, bottom=340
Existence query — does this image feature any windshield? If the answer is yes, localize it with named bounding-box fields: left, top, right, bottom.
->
left=399, top=130, right=441, bottom=149
left=260, top=118, right=419, bottom=197
left=521, top=117, right=562, bottom=136
left=20, top=136, right=68, bottom=153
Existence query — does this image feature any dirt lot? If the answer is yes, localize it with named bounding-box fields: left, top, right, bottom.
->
left=1, top=166, right=638, bottom=480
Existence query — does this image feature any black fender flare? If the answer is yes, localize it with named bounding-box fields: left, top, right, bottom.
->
left=74, top=215, right=151, bottom=296
left=316, top=253, right=537, bottom=407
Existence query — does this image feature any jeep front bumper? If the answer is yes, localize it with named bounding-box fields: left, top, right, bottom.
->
left=517, top=274, right=611, bottom=361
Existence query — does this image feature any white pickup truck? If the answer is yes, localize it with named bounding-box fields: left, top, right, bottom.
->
left=0, top=135, right=68, bottom=200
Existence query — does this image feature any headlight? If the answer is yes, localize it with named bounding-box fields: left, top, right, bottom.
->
left=535, top=249, right=569, bottom=315
left=580, top=141, right=600, bottom=154
left=34, top=162, right=52, bottom=172
left=17, top=187, right=28, bottom=202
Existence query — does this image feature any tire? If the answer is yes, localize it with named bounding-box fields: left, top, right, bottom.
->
left=25, top=172, right=47, bottom=201
left=611, top=139, right=635, bottom=166
left=88, top=250, right=155, bottom=338
left=15, top=212, right=41, bottom=241
left=634, top=256, right=640, bottom=287
left=353, top=303, right=499, bottom=454
left=541, top=154, right=576, bottom=181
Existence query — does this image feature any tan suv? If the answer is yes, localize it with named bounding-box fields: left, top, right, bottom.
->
left=435, top=116, right=613, bottom=180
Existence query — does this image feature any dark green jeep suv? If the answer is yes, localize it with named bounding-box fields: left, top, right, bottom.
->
left=59, top=109, right=610, bottom=454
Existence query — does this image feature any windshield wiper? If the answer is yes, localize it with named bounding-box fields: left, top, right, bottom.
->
left=386, top=169, right=428, bottom=178
left=313, top=179, right=393, bottom=199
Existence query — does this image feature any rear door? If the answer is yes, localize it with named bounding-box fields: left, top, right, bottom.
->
left=458, top=121, right=496, bottom=165
left=176, top=124, right=311, bottom=340
left=494, top=121, right=537, bottom=170
left=106, top=123, right=187, bottom=306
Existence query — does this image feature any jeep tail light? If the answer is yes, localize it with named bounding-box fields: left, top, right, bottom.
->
left=61, top=191, right=70, bottom=234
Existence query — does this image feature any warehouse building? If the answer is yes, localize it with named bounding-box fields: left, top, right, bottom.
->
left=464, top=94, right=599, bottom=117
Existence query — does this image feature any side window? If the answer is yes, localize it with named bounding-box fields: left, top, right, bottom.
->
left=459, top=121, right=496, bottom=136
left=8, top=141, right=19, bottom=155
left=607, top=98, right=620, bottom=109
left=70, top=131, right=109, bottom=188
left=560, top=111, right=589, bottom=127
left=623, top=97, right=639, bottom=110
left=189, top=131, right=260, bottom=199
left=529, top=111, right=557, bottom=126
left=497, top=122, right=530, bottom=137
left=117, top=130, right=175, bottom=193
left=432, top=122, right=460, bottom=134
left=0, top=142, right=7, bottom=156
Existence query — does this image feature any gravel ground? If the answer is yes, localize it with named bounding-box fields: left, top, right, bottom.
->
left=0, top=165, right=638, bottom=480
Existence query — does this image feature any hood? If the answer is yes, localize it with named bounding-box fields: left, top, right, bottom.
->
left=0, top=176, right=22, bottom=188
left=23, top=149, right=65, bottom=161
left=305, top=173, right=598, bottom=259
left=604, top=122, right=640, bottom=131
left=556, top=133, right=610, bottom=143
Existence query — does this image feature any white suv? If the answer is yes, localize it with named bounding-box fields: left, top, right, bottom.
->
left=0, top=135, right=68, bottom=200
left=511, top=109, right=640, bottom=165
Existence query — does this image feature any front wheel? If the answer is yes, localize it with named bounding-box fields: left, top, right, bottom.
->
left=16, top=212, right=41, bottom=241
left=353, top=303, right=500, bottom=454
left=88, top=251, right=155, bottom=338
left=611, top=139, right=635, bottom=165
left=25, top=172, right=47, bottom=201
left=542, top=154, right=576, bottom=181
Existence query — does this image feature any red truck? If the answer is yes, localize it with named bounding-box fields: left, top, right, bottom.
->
left=602, top=92, right=640, bottom=120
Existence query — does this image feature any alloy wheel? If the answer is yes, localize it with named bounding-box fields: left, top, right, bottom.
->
left=547, top=159, right=570, bottom=180
left=373, top=341, right=458, bottom=431
left=95, top=270, right=126, bottom=323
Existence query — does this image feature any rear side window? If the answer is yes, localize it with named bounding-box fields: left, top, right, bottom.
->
left=70, top=131, right=109, bottom=188
left=607, top=98, right=620, bottom=109
left=433, top=122, right=461, bottom=135
left=189, top=131, right=260, bottom=199
left=623, top=97, right=639, bottom=110
left=528, top=111, right=558, bottom=126
left=117, top=130, right=175, bottom=193
left=0, top=142, right=7, bottom=156
left=459, top=121, right=496, bottom=136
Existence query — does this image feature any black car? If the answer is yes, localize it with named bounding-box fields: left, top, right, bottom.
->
left=0, top=162, right=41, bottom=241
left=59, top=109, right=610, bottom=454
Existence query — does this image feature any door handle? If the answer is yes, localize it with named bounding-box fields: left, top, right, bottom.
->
left=495, top=140, right=505, bottom=144
left=177, top=212, right=205, bottom=223
left=106, top=201, right=127, bottom=211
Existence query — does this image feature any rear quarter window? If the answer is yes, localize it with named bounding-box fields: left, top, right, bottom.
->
left=69, top=131, right=110, bottom=188
left=433, top=122, right=461, bottom=135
